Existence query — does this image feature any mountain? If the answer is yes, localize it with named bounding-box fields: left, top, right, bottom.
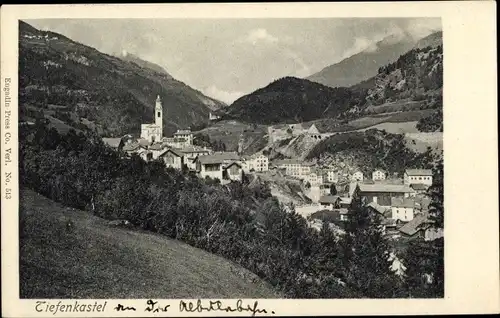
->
left=117, top=50, right=174, bottom=78
left=18, top=21, right=225, bottom=137
left=414, top=31, right=443, bottom=49
left=306, top=32, right=419, bottom=88
left=222, top=76, right=367, bottom=125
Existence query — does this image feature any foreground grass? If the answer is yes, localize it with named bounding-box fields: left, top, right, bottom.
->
left=19, top=189, right=280, bottom=299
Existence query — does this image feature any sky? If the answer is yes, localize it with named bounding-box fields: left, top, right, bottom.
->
left=27, top=18, right=441, bottom=104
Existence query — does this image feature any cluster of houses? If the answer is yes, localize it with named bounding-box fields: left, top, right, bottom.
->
left=312, top=168, right=442, bottom=242
left=102, top=95, right=269, bottom=184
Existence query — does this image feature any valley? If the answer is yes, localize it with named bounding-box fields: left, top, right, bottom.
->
left=18, top=19, right=444, bottom=299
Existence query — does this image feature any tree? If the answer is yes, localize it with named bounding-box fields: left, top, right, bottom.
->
left=329, top=184, right=337, bottom=195
left=340, top=189, right=405, bottom=297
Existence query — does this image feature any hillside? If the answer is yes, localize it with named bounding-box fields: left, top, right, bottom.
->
left=305, top=129, right=438, bottom=177
left=223, top=76, right=367, bottom=125
left=117, top=51, right=174, bottom=79
left=306, top=32, right=418, bottom=88
left=414, top=31, right=443, bottom=49
left=18, top=20, right=225, bottom=136
left=350, top=43, right=443, bottom=111
left=20, top=189, right=279, bottom=298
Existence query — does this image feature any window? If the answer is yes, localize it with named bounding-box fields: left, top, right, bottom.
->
left=157, top=112, right=161, bottom=118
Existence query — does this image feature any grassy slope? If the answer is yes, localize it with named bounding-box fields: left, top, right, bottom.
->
left=20, top=189, right=279, bottom=299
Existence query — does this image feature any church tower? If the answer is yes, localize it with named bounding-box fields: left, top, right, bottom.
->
left=155, top=95, right=163, bottom=139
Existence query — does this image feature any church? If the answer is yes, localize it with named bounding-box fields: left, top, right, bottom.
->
left=141, top=95, right=163, bottom=143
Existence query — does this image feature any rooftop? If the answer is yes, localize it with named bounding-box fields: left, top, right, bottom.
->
left=149, top=143, right=167, bottom=150
left=158, top=148, right=183, bottom=157
left=391, top=197, right=415, bottom=208
left=410, top=183, right=429, bottom=191
left=197, top=152, right=240, bottom=165
left=405, top=169, right=433, bottom=176
left=274, top=159, right=301, bottom=165
left=122, top=143, right=144, bottom=152
left=319, top=195, right=341, bottom=204
left=366, top=201, right=388, bottom=214
left=399, top=213, right=432, bottom=236
left=180, top=147, right=210, bottom=154
left=358, top=183, right=414, bottom=193
left=102, top=137, right=122, bottom=148
left=174, top=129, right=192, bottom=135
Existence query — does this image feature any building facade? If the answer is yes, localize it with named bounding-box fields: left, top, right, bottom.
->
left=352, top=171, right=364, bottom=181
left=140, top=95, right=163, bottom=143
left=404, top=169, right=433, bottom=186
left=372, top=169, right=386, bottom=181
left=158, top=148, right=184, bottom=170
left=390, top=197, right=416, bottom=222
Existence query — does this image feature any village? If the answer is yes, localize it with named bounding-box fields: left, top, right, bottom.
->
left=102, top=95, right=443, bottom=245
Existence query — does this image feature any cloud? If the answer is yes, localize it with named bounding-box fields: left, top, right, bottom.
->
left=339, top=37, right=378, bottom=60
left=203, top=85, right=245, bottom=104
left=283, top=49, right=311, bottom=77
left=241, top=28, right=279, bottom=45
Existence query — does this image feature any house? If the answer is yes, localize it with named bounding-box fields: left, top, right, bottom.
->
left=301, top=162, right=315, bottom=176
left=366, top=201, right=388, bottom=215
left=390, top=197, right=416, bottom=222
left=195, top=152, right=240, bottom=181
left=173, top=129, right=193, bottom=147
left=398, top=213, right=443, bottom=241
left=274, top=159, right=302, bottom=177
left=158, top=148, right=184, bottom=170
left=242, top=154, right=269, bottom=173
left=306, top=168, right=323, bottom=185
left=404, top=169, right=433, bottom=186
left=357, top=183, right=415, bottom=207
left=325, top=170, right=339, bottom=183
left=148, top=142, right=168, bottom=159
left=224, top=162, right=243, bottom=182
left=372, top=169, right=386, bottom=181
left=209, top=112, right=221, bottom=121
left=319, top=195, right=342, bottom=210
left=351, top=171, right=364, bottom=182
left=122, top=142, right=148, bottom=158
left=339, top=197, right=352, bottom=209
left=181, top=147, right=211, bottom=170
left=102, top=137, right=124, bottom=151
left=410, top=183, right=429, bottom=194
left=319, top=184, right=332, bottom=196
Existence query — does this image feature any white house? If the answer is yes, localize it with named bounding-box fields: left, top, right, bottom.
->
left=372, top=169, right=386, bottom=181
left=195, top=152, right=240, bottom=181
left=325, top=170, right=338, bottom=183
left=318, top=195, right=342, bottom=210
left=181, top=147, right=211, bottom=170
left=404, top=169, right=433, bottom=186
left=306, top=169, right=324, bottom=186
left=148, top=142, right=168, bottom=160
left=224, top=162, right=243, bottom=182
left=351, top=171, right=364, bottom=182
left=141, top=95, right=163, bottom=143
left=242, top=154, right=269, bottom=173
left=172, top=129, right=193, bottom=148
left=300, top=162, right=315, bottom=177
left=391, top=197, right=416, bottom=222
left=122, top=142, right=148, bottom=158
left=274, top=159, right=302, bottom=177
left=158, top=148, right=184, bottom=170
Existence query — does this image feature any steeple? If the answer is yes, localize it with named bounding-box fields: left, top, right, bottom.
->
left=155, top=95, right=163, bottom=138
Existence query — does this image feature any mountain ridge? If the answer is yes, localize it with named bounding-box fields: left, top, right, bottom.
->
left=19, top=20, right=225, bottom=137
left=305, top=31, right=440, bottom=88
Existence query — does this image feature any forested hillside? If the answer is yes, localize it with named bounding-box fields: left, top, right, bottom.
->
left=223, top=77, right=367, bottom=125
left=306, top=129, right=438, bottom=176
left=20, top=122, right=444, bottom=298
left=19, top=21, right=225, bottom=137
